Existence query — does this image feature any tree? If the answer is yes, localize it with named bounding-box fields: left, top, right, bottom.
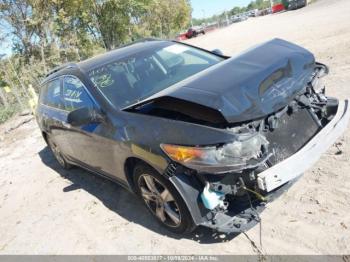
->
left=0, top=0, right=37, bottom=60
left=0, top=0, right=193, bottom=122
left=86, top=0, right=150, bottom=50
left=246, top=0, right=270, bottom=11
left=140, top=0, right=191, bottom=38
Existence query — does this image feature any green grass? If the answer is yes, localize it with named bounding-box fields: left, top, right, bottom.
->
left=0, top=106, right=18, bottom=124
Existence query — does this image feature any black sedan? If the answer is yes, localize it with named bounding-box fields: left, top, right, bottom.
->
left=36, top=38, right=349, bottom=234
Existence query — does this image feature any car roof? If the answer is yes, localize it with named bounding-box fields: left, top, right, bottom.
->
left=43, top=39, right=173, bottom=83
left=77, top=39, right=172, bottom=72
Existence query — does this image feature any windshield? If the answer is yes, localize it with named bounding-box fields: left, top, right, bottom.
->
left=88, top=43, right=224, bottom=108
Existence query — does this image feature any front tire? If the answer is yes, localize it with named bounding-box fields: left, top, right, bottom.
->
left=133, top=163, right=195, bottom=234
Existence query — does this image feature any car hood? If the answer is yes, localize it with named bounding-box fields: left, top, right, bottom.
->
left=125, top=38, right=316, bottom=124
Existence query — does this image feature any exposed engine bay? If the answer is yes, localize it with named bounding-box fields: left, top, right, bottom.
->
left=168, top=63, right=344, bottom=233
left=121, top=39, right=349, bottom=233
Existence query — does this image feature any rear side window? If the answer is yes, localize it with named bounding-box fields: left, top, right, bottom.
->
left=62, top=76, right=94, bottom=111
left=40, top=79, right=63, bottom=109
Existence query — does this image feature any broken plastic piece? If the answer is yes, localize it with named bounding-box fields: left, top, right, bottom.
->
left=200, top=182, right=225, bottom=210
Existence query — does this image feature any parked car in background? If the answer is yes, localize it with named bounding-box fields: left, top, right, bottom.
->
left=257, top=8, right=271, bottom=16
left=286, top=0, right=307, bottom=10
left=231, top=15, right=248, bottom=23
left=272, top=0, right=286, bottom=13
left=185, top=26, right=205, bottom=39
left=248, top=9, right=258, bottom=17
left=175, top=32, right=188, bottom=41
left=36, top=38, right=349, bottom=234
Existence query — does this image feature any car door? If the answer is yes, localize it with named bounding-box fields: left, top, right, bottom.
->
left=38, top=78, right=72, bottom=156
left=61, top=75, right=117, bottom=176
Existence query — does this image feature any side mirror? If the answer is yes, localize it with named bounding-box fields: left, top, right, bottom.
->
left=67, top=107, right=105, bottom=126
left=211, top=49, right=224, bottom=56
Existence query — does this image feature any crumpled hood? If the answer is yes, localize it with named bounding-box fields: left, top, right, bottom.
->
left=128, top=38, right=316, bottom=124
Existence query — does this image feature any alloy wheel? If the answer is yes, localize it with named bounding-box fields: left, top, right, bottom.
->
left=138, top=174, right=181, bottom=227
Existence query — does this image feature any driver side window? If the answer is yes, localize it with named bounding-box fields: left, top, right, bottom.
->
left=62, top=76, right=94, bottom=111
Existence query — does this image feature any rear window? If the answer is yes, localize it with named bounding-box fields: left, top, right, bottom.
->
left=40, top=79, right=63, bottom=109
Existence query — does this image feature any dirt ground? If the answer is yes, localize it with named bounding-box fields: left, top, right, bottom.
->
left=1, top=0, right=350, bottom=255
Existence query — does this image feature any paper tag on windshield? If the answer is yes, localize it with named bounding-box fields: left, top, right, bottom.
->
left=163, top=44, right=189, bottom=54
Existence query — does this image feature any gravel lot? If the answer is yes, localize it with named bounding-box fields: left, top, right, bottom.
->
left=0, top=0, right=350, bottom=255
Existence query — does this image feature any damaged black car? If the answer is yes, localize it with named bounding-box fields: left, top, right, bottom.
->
left=36, top=38, right=349, bottom=234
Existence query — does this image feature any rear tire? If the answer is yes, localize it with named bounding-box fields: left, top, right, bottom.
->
left=133, top=163, right=195, bottom=234
left=47, top=135, right=72, bottom=170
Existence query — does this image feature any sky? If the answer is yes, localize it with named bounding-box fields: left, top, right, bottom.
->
left=0, top=21, right=12, bottom=57
left=191, top=0, right=252, bottom=19
left=0, top=40, right=11, bottom=57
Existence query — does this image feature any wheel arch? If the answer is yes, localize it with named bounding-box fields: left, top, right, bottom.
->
left=124, top=156, right=205, bottom=226
left=124, top=157, right=161, bottom=193
left=41, top=131, right=49, bottom=144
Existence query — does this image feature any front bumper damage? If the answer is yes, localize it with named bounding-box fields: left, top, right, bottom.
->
left=169, top=99, right=350, bottom=233
left=169, top=171, right=297, bottom=233
left=258, top=99, right=350, bottom=192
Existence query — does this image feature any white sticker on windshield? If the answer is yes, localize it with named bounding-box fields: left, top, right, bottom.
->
left=163, top=44, right=189, bottom=54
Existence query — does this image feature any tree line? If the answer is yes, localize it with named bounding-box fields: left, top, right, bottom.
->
left=192, top=0, right=270, bottom=26
left=0, top=0, right=191, bottom=122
